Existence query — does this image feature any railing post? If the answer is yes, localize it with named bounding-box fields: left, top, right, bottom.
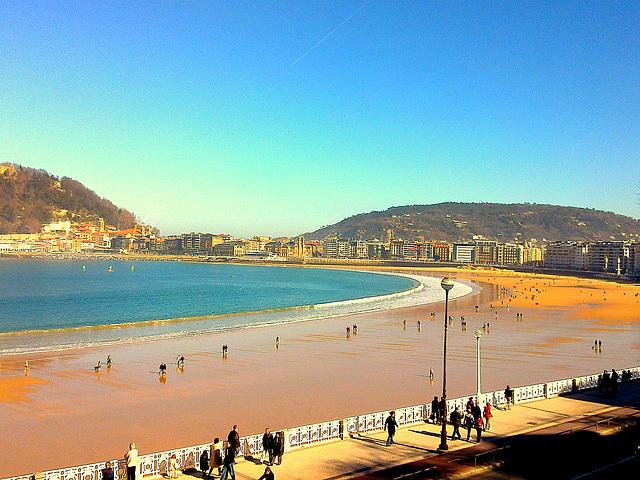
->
left=339, top=419, right=345, bottom=440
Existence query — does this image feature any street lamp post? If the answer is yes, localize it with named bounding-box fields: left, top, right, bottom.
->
left=438, top=277, right=454, bottom=451
left=474, top=329, right=482, bottom=405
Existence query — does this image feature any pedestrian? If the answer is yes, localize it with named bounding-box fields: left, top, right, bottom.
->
left=227, top=425, right=240, bottom=454
left=450, top=406, right=462, bottom=440
left=475, top=415, right=484, bottom=442
left=483, top=401, right=492, bottom=430
left=106, top=355, right=112, bottom=367
left=431, top=396, right=440, bottom=424
left=429, top=367, right=434, bottom=381
left=384, top=410, right=398, bottom=445
left=102, top=462, right=114, bottom=480
left=257, top=466, right=274, bottom=480
left=504, top=385, right=513, bottom=409
left=272, top=431, right=284, bottom=465
left=611, top=369, right=619, bottom=394
left=24, top=360, right=30, bottom=375
left=275, top=337, right=279, bottom=347
left=168, top=454, right=179, bottom=479
left=260, top=428, right=273, bottom=465
left=464, top=408, right=474, bottom=441
left=601, top=370, right=610, bottom=392
left=466, top=396, right=475, bottom=413
left=124, top=443, right=141, bottom=480
left=199, top=449, right=209, bottom=476
left=220, top=442, right=236, bottom=480
left=208, top=438, right=223, bottom=477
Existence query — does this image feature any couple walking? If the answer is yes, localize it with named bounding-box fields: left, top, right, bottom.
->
left=260, top=428, right=285, bottom=466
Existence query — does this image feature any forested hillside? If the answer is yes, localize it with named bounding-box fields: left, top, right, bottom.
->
left=304, top=203, right=640, bottom=244
left=0, top=164, right=137, bottom=234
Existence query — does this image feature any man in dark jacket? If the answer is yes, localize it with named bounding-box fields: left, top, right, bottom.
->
left=384, top=411, right=398, bottom=446
left=227, top=425, right=240, bottom=454
left=260, top=428, right=273, bottom=465
left=220, top=442, right=236, bottom=480
left=450, top=406, right=463, bottom=440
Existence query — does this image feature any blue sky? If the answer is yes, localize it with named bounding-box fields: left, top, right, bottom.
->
left=1, top=1, right=638, bottom=237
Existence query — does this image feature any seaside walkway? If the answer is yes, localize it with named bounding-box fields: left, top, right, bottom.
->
left=183, top=382, right=640, bottom=479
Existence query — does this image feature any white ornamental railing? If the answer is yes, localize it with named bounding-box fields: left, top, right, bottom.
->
left=6, top=366, right=639, bottom=480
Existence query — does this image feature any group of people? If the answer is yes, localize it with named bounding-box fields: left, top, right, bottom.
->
left=94, top=355, right=112, bottom=372
left=448, top=398, right=493, bottom=443
left=259, top=428, right=285, bottom=466
left=601, top=369, right=620, bottom=394
left=197, top=425, right=283, bottom=480
left=346, top=324, right=358, bottom=335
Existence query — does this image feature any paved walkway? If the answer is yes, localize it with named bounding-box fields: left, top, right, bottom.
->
left=178, top=382, right=640, bottom=480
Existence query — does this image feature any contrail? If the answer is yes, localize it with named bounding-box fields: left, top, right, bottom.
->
left=291, top=1, right=370, bottom=67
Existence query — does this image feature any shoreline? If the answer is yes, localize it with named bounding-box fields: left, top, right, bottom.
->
left=1, top=266, right=639, bottom=477
left=0, top=266, right=469, bottom=357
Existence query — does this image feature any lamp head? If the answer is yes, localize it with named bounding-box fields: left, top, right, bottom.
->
left=441, top=277, right=454, bottom=292
left=474, top=329, right=483, bottom=339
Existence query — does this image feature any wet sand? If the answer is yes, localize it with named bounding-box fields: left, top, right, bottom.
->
left=1, top=267, right=639, bottom=478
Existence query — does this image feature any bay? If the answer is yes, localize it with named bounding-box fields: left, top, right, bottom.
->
left=0, top=259, right=474, bottom=355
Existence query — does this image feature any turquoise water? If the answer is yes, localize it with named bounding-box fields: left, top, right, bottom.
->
left=0, top=259, right=429, bottom=354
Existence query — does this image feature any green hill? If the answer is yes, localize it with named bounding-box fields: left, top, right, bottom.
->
left=0, top=163, right=139, bottom=234
left=304, top=203, right=640, bottom=244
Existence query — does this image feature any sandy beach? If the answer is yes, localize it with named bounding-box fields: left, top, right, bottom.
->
left=1, top=266, right=639, bottom=478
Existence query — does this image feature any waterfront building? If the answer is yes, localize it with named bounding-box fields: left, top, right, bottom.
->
left=544, top=242, right=584, bottom=270
left=503, top=243, right=524, bottom=265
left=475, top=240, right=498, bottom=264
left=587, top=241, right=631, bottom=275
left=367, top=240, right=385, bottom=259
left=415, top=242, right=432, bottom=260
left=403, top=241, right=417, bottom=260
left=432, top=243, right=452, bottom=262
left=452, top=243, right=476, bottom=263
left=389, top=240, right=404, bottom=259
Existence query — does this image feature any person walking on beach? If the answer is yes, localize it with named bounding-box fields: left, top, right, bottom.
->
left=272, top=431, right=284, bottom=465
left=124, top=443, right=140, bottom=480
left=208, top=438, right=223, bottom=477
left=228, top=425, right=240, bottom=454
left=450, top=406, right=462, bottom=440
left=260, top=428, right=273, bottom=465
left=257, top=466, right=274, bottom=480
left=220, top=442, right=236, bottom=480
left=106, top=355, right=112, bottom=367
left=384, top=411, right=398, bottom=445
left=24, top=360, right=30, bottom=375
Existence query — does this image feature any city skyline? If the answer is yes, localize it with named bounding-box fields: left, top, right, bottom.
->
left=1, top=1, right=638, bottom=237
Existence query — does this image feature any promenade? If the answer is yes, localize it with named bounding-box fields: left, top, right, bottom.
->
left=197, top=382, right=640, bottom=479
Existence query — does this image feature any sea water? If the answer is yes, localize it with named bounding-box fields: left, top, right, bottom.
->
left=0, top=259, right=472, bottom=355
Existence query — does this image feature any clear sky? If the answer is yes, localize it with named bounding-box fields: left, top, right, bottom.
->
left=1, top=1, right=638, bottom=237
